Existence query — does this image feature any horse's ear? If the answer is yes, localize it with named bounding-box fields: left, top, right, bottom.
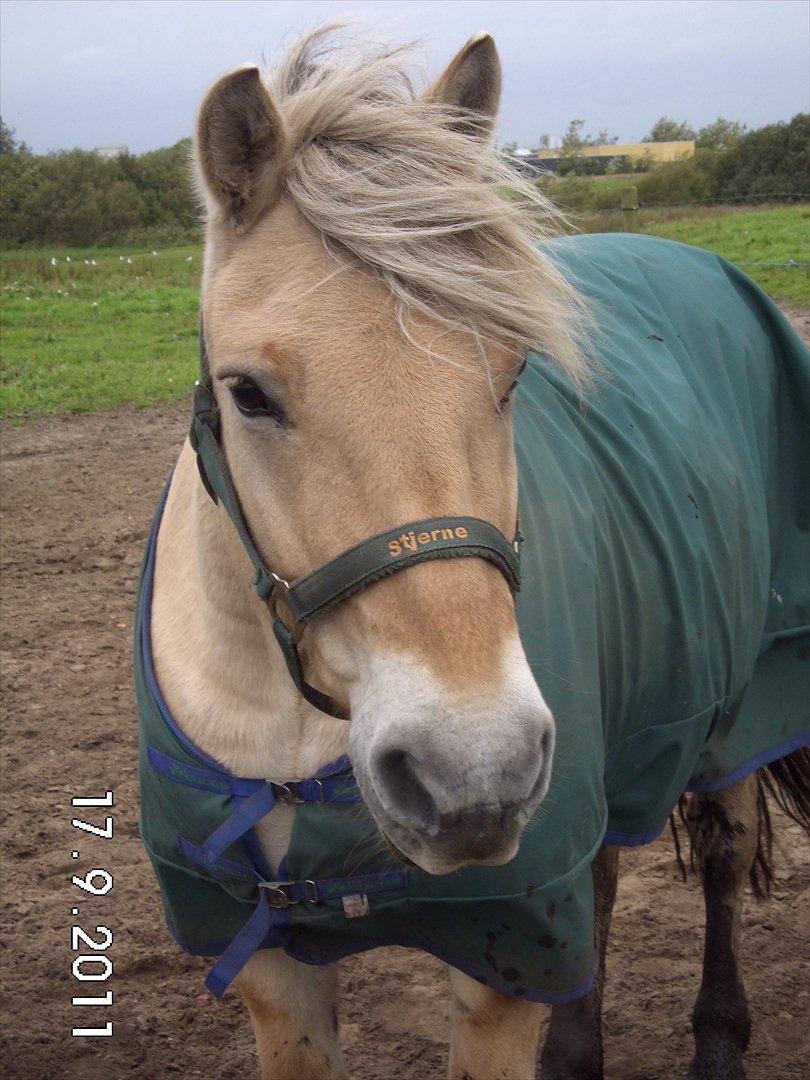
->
left=195, top=65, right=287, bottom=232
left=425, top=33, right=502, bottom=136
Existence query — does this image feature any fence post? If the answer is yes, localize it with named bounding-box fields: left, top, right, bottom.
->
left=620, top=186, right=639, bottom=232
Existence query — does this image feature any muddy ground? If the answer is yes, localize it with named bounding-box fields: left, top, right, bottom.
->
left=1, top=311, right=808, bottom=1079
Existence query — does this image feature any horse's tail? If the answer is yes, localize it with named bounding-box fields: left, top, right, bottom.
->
left=670, top=745, right=810, bottom=899
left=749, top=745, right=810, bottom=899
left=758, top=744, right=810, bottom=833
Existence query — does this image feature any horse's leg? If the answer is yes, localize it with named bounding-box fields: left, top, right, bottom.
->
left=685, top=774, right=758, bottom=1080
left=448, top=966, right=543, bottom=1079
left=237, top=949, right=347, bottom=1080
left=539, top=844, right=620, bottom=1080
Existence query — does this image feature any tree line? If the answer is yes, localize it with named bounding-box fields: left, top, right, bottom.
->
left=1, top=113, right=807, bottom=248
left=1, top=122, right=200, bottom=247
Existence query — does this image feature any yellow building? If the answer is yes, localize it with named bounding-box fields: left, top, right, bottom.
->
left=535, top=140, right=695, bottom=163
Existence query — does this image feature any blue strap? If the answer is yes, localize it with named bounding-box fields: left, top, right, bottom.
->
left=177, top=837, right=409, bottom=902
left=205, top=892, right=272, bottom=998
left=147, top=746, right=266, bottom=797
left=293, top=774, right=361, bottom=803
left=201, top=783, right=277, bottom=861
left=314, top=870, right=408, bottom=899
left=155, top=740, right=372, bottom=997
left=148, top=745, right=361, bottom=804
left=177, top=836, right=260, bottom=882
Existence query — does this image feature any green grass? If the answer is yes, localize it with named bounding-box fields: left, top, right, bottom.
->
left=646, top=205, right=810, bottom=304
left=1, top=205, right=808, bottom=419
left=1, top=246, right=200, bottom=418
left=584, top=174, right=637, bottom=191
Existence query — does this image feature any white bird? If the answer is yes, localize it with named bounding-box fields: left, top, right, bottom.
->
left=66, top=256, right=71, bottom=262
left=91, top=259, right=97, bottom=266
left=186, top=256, right=193, bottom=262
left=127, top=257, right=133, bottom=265
left=152, top=250, right=158, bottom=256
left=50, top=257, right=58, bottom=266
left=119, top=256, right=124, bottom=261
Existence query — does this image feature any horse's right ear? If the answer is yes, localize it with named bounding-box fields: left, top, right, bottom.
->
left=195, top=66, right=287, bottom=232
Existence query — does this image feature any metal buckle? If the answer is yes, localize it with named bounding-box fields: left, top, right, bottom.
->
left=258, top=882, right=294, bottom=908
left=302, top=880, right=319, bottom=903
left=275, top=782, right=305, bottom=805
left=267, top=575, right=305, bottom=645
left=309, top=778, right=324, bottom=804
left=258, top=880, right=320, bottom=907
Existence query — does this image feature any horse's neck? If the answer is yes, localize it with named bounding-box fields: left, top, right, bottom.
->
left=149, top=442, right=349, bottom=782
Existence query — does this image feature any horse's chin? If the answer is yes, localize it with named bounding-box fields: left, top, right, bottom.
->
left=379, top=827, right=519, bottom=876
left=379, top=828, right=459, bottom=875
left=379, top=829, right=417, bottom=868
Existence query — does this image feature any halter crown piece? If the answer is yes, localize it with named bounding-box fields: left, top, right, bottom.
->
left=189, top=328, right=522, bottom=719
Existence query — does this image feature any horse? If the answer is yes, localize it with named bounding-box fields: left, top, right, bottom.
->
left=136, top=25, right=810, bottom=1080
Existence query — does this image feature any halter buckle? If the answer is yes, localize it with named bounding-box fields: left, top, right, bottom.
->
left=265, top=574, right=305, bottom=643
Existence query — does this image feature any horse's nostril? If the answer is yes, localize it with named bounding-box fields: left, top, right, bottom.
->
left=526, top=723, right=554, bottom=804
left=540, top=724, right=553, bottom=762
left=374, top=748, right=439, bottom=831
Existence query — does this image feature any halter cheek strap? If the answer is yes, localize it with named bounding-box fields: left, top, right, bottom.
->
left=189, top=336, right=521, bottom=720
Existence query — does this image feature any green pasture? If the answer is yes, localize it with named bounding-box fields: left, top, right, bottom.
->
left=642, top=206, right=810, bottom=305
left=1, top=206, right=808, bottom=419
left=1, top=246, right=200, bottom=418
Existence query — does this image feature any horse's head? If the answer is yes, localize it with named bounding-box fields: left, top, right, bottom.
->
left=194, top=28, right=588, bottom=874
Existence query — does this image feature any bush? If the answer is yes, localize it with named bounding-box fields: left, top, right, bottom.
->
left=635, top=115, right=809, bottom=207
left=636, top=151, right=720, bottom=206
left=539, top=176, right=636, bottom=214
left=0, top=139, right=200, bottom=247
left=556, top=156, right=608, bottom=177
left=539, top=176, right=598, bottom=210
left=714, top=114, right=809, bottom=198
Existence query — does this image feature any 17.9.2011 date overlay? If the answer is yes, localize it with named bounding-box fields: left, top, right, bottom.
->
left=70, top=791, right=114, bottom=1038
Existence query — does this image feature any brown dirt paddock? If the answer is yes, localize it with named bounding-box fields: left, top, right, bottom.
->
left=2, top=311, right=808, bottom=1079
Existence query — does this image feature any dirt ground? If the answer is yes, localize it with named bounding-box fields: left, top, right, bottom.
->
left=1, top=309, right=808, bottom=1080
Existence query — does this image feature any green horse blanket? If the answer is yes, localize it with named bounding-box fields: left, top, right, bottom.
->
left=137, top=233, right=809, bottom=1002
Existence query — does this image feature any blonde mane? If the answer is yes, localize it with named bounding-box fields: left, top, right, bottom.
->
left=253, top=25, right=591, bottom=384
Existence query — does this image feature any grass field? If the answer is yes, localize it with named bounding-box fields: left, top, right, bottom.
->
left=641, top=206, right=810, bottom=304
left=1, top=247, right=200, bottom=417
left=2, top=205, right=808, bottom=419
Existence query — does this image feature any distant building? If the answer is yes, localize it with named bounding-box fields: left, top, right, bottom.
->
left=507, top=154, right=548, bottom=179
left=532, top=139, right=695, bottom=171
left=94, top=145, right=128, bottom=159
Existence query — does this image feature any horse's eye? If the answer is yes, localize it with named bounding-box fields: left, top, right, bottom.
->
left=498, top=380, right=518, bottom=409
left=230, top=378, right=287, bottom=424
left=499, top=358, right=527, bottom=410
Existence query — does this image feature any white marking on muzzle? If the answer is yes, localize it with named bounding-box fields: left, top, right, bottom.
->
left=348, top=637, right=555, bottom=874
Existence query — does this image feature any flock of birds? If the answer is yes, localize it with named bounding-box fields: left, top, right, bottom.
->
left=48, top=252, right=194, bottom=266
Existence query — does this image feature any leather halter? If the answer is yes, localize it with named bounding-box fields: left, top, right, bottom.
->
left=189, top=331, right=521, bottom=719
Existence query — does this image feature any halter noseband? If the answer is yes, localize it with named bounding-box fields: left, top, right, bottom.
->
left=189, top=331, right=521, bottom=719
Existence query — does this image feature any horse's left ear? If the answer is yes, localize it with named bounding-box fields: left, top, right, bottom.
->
left=424, top=33, right=502, bottom=136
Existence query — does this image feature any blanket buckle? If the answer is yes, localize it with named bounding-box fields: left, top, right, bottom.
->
left=258, top=879, right=319, bottom=907
left=275, top=782, right=305, bottom=805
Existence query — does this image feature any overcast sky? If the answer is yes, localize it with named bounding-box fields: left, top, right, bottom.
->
left=1, top=0, right=808, bottom=154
